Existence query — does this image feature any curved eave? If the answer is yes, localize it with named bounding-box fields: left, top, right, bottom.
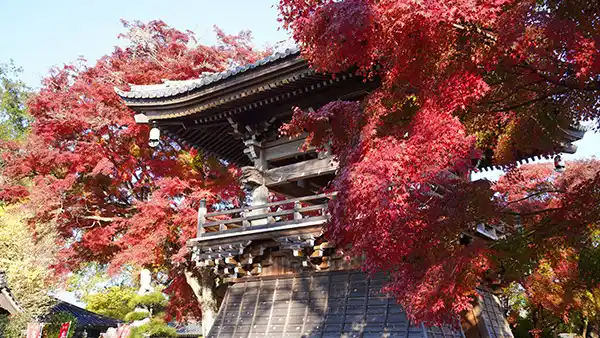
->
left=477, top=124, right=588, bottom=172
left=0, top=288, right=23, bottom=314
left=134, top=60, right=313, bottom=121
left=115, top=50, right=305, bottom=114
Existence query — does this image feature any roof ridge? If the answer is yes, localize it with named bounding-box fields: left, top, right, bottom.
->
left=115, top=46, right=302, bottom=100
left=0, top=271, right=23, bottom=314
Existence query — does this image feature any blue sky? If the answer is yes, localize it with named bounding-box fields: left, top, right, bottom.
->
left=1, top=0, right=598, bottom=305
left=0, top=0, right=289, bottom=88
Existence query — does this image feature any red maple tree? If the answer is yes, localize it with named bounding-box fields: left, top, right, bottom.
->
left=278, top=0, right=600, bottom=325
left=1, top=1, right=598, bottom=328
left=0, top=20, right=268, bottom=320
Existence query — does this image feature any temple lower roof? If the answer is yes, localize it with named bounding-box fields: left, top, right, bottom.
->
left=207, top=271, right=513, bottom=338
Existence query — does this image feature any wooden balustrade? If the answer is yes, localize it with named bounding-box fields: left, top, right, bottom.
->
left=193, top=192, right=337, bottom=242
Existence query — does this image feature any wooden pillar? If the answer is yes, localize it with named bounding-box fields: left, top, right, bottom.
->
left=252, top=184, right=269, bottom=205
left=244, top=139, right=268, bottom=171
left=249, top=184, right=271, bottom=226
left=318, top=141, right=333, bottom=159
left=197, top=199, right=207, bottom=237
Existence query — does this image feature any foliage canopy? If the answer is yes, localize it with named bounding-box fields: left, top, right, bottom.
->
left=277, top=0, right=600, bottom=328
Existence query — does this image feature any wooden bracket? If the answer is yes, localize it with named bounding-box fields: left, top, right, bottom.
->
left=227, top=117, right=244, bottom=139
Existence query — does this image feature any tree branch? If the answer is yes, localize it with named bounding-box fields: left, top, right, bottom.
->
left=488, top=90, right=567, bottom=113
left=502, top=207, right=562, bottom=217
left=504, top=190, right=566, bottom=206
left=81, top=215, right=120, bottom=222
left=452, top=23, right=497, bottom=43
left=517, top=64, right=600, bottom=92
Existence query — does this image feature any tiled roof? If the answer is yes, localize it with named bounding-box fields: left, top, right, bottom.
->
left=207, top=271, right=466, bottom=338
left=49, top=299, right=121, bottom=328
left=0, top=271, right=23, bottom=315
left=0, top=271, right=7, bottom=289
left=477, top=290, right=513, bottom=338
left=115, top=47, right=301, bottom=100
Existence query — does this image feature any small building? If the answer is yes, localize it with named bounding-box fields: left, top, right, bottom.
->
left=0, top=271, right=22, bottom=316
left=2, top=272, right=119, bottom=338
left=48, top=299, right=122, bottom=338
left=117, top=47, right=584, bottom=338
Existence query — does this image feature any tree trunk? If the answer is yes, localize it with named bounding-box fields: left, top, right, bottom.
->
left=184, top=268, right=219, bottom=337
left=583, top=318, right=589, bottom=338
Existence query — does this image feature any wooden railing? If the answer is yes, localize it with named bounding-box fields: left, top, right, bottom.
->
left=195, top=192, right=337, bottom=240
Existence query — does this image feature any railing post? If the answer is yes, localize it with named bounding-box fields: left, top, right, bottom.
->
left=294, top=201, right=302, bottom=220
left=242, top=208, right=250, bottom=229
left=197, top=199, right=207, bottom=237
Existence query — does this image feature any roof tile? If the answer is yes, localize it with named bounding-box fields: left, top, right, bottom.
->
left=49, top=299, right=121, bottom=328
left=115, top=47, right=301, bottom=100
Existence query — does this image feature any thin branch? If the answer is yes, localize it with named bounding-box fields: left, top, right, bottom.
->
left=478, top=80, right=547, bottom=107
left=504, top=189, right=566, bottom=206
left=488, top=90, right=567, bottom=112
left=517, top=64, right=600, bottom=92
left=502, top=207, right=562, bottom=217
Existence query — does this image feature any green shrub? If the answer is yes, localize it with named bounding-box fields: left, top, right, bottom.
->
left=0, top=312, right=30, bottom=338
left=124, top=310, right=150, bottom=322
left=130, top=318, right=176, bottom=338
left=127, top=291, right=167, bottom=310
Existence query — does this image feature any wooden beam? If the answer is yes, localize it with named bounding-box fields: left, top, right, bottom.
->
left=269, top=183, right=320, bottom=200
left=200, top=125, right=230, bottom=152
left=187, top=217, right=326, bottom=248
left=265, top=156, right=337, bottom=184
left=263, top=137, right=315, bottom=162
left=243, top=157, right=338, bottom=187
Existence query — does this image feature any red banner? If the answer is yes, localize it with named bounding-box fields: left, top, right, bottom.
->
left=58, top=322, right=71, bottom=338
left=26, top=323, right=43, bottom=338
